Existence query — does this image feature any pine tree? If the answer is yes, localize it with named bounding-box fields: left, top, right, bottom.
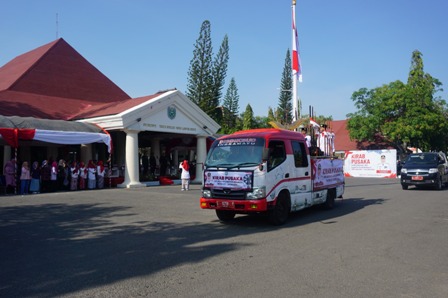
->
left=211, top=35, right=229, bottom=120
left=277, top=49, right=293, bottom=125
left=186, top=21, right=230, bottom=122
left=242, top=104, right=255, bottom=130
left=186, top=21, right=214, bottom=110
left=221, top=77, right=239, bottom=133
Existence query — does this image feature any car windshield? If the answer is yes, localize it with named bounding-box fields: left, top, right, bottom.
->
left=404, top=153, right=438, bottom=165
left=205, top=137, right=265, bottom=167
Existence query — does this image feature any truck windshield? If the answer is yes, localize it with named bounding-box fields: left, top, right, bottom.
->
left=404, top=153, right=438, bottom=165
left=205, top=137, right=265, bottom=167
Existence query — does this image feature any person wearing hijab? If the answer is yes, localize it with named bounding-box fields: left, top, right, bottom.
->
left=4, top=158, right=16, bottom=194
left=96, top=160, right=105, bottom=189
left=179, top=159, right=190, bottom=191
left=50, top=161, right=58, bottom=192
left=70, top=162, right=79, bottom=191
left=29, top=161, right=41, bottom=193
left=87, top=160, right=97, bottom=189
left=79, top=162, right=87, bottom=190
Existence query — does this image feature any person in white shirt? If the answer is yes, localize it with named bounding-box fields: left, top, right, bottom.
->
left=179, top=160, right=191, bottom=191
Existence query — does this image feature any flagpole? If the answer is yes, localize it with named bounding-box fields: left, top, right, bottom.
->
left=291, top=0, right=298, bottom=123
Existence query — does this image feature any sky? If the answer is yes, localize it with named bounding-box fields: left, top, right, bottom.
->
left=1, top=0, right=448, bottom=121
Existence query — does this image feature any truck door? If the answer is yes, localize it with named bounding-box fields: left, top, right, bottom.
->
left=291, top=140, right=312, bottom=209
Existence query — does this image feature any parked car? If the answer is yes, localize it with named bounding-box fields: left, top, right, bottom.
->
left=400, top=152, right=448, bottom=190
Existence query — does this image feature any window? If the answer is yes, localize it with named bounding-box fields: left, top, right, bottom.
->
left=268, top=141, right=286, bottom=170
left=291, top=140, right=308, bottom=168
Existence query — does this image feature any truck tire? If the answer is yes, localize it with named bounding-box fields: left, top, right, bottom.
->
left=216, top=210, right=236, bottom=222
left=401, top=184, right=408, bottom=190
left=268, top=193, right=290, bottom=226
left=323, top=189, right=336, bottom=209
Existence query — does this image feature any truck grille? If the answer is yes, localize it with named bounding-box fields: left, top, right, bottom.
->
left=211, top=189, right=247, bottom=200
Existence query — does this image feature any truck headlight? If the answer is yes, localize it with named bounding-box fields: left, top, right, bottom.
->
left=246, top=186, right=266, bottom=200
left=202, top=189, right=212, bottom=198
left=400, top=168, right=407, bottom=174
left=429, top=168, right=438, bottom=174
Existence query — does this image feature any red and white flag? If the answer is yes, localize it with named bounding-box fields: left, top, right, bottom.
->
left=309, top=118, right=320, bottom=127
left=292, top=3, right=302, bottom=82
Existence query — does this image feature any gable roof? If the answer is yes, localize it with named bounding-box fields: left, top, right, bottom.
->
left=0, top=38, right=130, bottom=102
left=0, top=38, right=131, bottom=120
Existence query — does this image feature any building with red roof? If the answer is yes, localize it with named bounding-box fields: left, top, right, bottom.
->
left=1, top=38, right=220, bottom=188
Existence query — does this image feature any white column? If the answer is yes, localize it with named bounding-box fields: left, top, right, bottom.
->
left=118, top=129, right=145, bottom=188
left=192, top=135, right=207, bottom=184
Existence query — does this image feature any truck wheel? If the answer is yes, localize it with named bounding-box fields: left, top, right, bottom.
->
left=323, top=189, right=336, bottom=209
left=216, top=210, right=236, bottom=222
left=401, top=184, right=408, bottom=190
left=268, top=194, right=290, bottom=225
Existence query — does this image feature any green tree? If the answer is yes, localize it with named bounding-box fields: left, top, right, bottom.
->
left=186, top=20, right=213, bottom=109
left=277, top=49, right=293, bottom=125
left=242, top=104, right=255, bottom=130
left=221, top=77, right=239, bottom=134
left=347, top=50, right=447, bottom=153
left=186, top=21, right=230, bottom=122
left=211, top=35, right=229, bottom=120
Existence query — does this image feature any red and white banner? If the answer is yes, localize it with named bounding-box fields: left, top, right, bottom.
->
left=312, top=158, right=344, bottom=190
left=344, top=149, right=397, bottom=178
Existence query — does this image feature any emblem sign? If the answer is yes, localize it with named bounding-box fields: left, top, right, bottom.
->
left=167, top=105, right=176, bottom=120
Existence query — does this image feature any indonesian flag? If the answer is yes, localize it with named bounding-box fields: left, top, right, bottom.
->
left=309, top=118, right=320, bottom=127
left=292, top=3, right=302, bottom=82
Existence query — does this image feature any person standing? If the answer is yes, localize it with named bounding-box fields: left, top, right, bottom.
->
left=179, top=159, right=190, bottom=191
left=50, top=161, right=58, bottom=192
left=4, top=158, right=16, bottom=194
left=87, top=160, right=97, bottom=189
left=40, top=160, right=51, bottom=193
left=20, top=161, right=31, bottom=195
left=29, top=161, right=41, bottom=194
left=96, top=160, right=105, bottom=189
left=70, top=162, right=79, bottom=191
left=79, top=162, right=87, bottom=190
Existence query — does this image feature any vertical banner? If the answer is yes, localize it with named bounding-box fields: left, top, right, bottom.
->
left=344, top=149, right=397, bottom=178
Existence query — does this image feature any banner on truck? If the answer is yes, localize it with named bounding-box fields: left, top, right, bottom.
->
left=344, top=149, right=397, bottom=178
left=204, top=170, right=253, bottom=190
left=312, top=159, right=344, bottom=189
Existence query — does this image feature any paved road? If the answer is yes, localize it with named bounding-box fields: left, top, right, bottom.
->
left=1, top=178, right=447, bottom=297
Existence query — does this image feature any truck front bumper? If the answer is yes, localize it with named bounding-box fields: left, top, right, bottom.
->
left=200, top=197, right=268, bottom=212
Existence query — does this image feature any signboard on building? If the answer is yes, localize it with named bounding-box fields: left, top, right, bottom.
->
left=344, top=149, right=397, bottom=178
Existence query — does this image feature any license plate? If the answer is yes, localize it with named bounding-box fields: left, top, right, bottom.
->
left=218, top=201, right=234, bottom=208
left=412, top=176, right=423, bottom=181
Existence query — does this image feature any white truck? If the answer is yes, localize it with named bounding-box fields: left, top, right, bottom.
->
left=200, top=128, right=345, bottom=225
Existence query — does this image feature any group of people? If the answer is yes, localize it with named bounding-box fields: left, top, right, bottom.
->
left=301, top=124, right=336, bottom=156
left=3, top=158, right=108, bottom=195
